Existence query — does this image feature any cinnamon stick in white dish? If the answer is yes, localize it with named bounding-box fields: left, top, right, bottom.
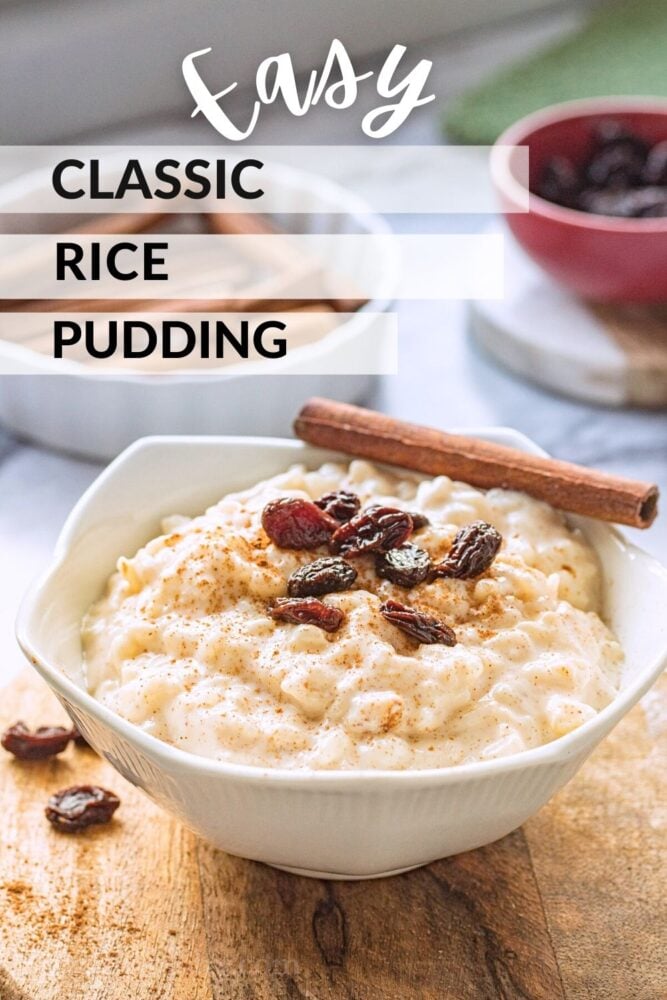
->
left=69, top=212, right=167, bottom=235
left=207, top=214, right=366, bottom=312
left=5, top=297, right=336, bottom=315
left=206, top=211, right=278, bottom=236
left=294, top=398, right=659, bottom=529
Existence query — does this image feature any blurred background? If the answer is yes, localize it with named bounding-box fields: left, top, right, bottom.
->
left=0, top=0, right=594, bottom=145
left=1, top=0, right=667, bottom=682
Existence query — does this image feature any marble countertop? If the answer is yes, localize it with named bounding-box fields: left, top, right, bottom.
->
left=2, top=6, right=667, bottom=686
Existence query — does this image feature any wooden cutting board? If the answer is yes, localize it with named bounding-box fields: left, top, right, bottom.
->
left=1, top=669, right=665, bottom=1000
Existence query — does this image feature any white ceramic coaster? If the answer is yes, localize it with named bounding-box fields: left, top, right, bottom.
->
left=470, top=231, right=667, bottom=408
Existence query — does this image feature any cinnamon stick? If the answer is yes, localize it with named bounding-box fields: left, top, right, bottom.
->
left=206, top=211, right=278, bottom=236
left=4, top=297, right=338, bottom=314
left=69, top=212, right=167, bottom=235
left=294, top=398, right=659, bottom=529
left=206, top=213, right=366, bottom=313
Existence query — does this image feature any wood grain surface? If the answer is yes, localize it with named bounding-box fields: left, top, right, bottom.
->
left=0, top=670, right=664, bottom=1000
left=592, top=304, right=667, bottom=408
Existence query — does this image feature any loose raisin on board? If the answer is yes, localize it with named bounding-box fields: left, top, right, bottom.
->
left=330, top=507, right=413, bottom=558
left=375, top=543, right=432, bottom=588
left=432, top=521, right=502, bottom=580
left=45, top=785, right=120, bottom=832
left=262, top=497, right=337, bottom=549
left=1, top=721, right=72, bottom=760
left=270, top=597, right=344, bottom=633
left=315, top=490, right=361, bottom=523
left=288, top=557, right=357, bottom=597
left=380, top=600, right=456, bottom=646
left=69, top=726, right=90, bottom=748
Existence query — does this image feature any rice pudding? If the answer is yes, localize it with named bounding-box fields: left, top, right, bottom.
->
left=83, top=460, right=622, bottom=769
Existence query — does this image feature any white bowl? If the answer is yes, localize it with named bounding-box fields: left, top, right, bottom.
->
left=16, top=431, right=667, bottom=879
left=0, top=160, right=398, bottom=461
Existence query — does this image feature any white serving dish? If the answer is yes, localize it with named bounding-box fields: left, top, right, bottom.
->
left=16, top=431, right=667, bottom=879
left=0, top=161, right=398, bottom=461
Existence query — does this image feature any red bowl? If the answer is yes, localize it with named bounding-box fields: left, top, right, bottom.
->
left=491, top=97, right=667, bottom=303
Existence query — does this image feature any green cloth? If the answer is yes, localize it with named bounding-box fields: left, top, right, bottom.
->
left=445, top=0, right=667, bottom=144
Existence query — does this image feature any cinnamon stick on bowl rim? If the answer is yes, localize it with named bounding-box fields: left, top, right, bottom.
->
left=294, top=398, right=659, bottom=529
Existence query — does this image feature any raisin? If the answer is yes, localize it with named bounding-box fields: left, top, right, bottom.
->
left=315, top=490, right=360, bottom=523
left=535, top=121, right=667, bottom=217
left=627, top=187, right=667, bottom=217
left=585, top=144, right=645, bottom=189
left=288, top=557, right=357, bottom=597
left=1, top=721, right=72, bottom=760
left=643, top=141, right=667, bottom=185
left=594, top=120, right=649, bottom=157
left=594, top=120, right=636, bottom=147
left=577, top=188, right=631, bottom=217
left=641, top=199, right=667, bottom=218
left=578, top=186, right=667, bottom=218
left=537, top=156, right=581, bottom=207
left=330, top=507, right=412, bottom=557
left=375, top=543, right=432, bottom=588
left=586, top=122, right=648, bottom=189
left=262, top=497, right=337, bottom=549
left=432, top=521, right=502, bottom=580
left=270, top=597, right=344, bottom=632
left=625, top=187, right=667, bottom=217
left=70, top=726, right=90, bottom=748
left=364, top=504, right=428, bottom=530
left=380, top=600, right=456, bottom=646
left=45, top=785, right=120, bottom=832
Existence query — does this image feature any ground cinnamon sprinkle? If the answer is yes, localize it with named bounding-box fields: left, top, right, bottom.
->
left=2, top=879, right=36, bottom=910
left=1, top=871, right=146, bottom=953
left=1, top=878, right=66, bottom=946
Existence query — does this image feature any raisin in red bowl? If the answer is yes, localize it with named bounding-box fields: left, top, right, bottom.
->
left=491, top=97, right=667, bottom=302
